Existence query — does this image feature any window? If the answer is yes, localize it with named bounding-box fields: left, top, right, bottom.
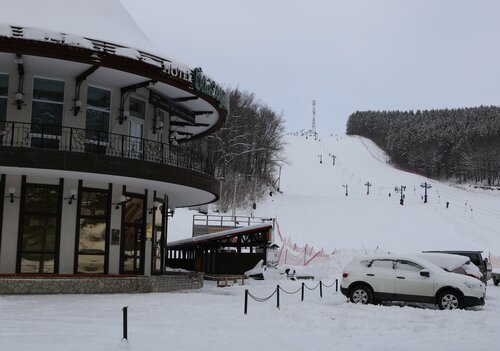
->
left=31, top=78, right=65, bottom=149
left=76, top=189, right=109, bottom=273
left=396, top=260, right=424, bottom=272
left=369, top=259, right=394, bottom=269
left=85, top=86, right=110, bottom=153
left=129, top=97, right=145, bottom=119
left=19, top=184, right=60, bottom=273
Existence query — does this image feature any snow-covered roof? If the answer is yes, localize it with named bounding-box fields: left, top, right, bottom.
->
left=168, top=223, right=273, bottom=248
left=0, top=0, right=155, bottom=52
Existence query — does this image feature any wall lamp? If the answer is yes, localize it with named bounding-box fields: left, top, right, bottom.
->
left=117, top=109, right=130, bottom=124
left=14, top=92, right=25, bottom=110
left=72, top=99, right=83, bottom=116
left=170, top=131, right=179, bottom=146
left=152, top=120, right=164, bottom=134
left=6, top=187, right=19, bottom=203
left=113, top=195, right=127, bottom=210
left=64, top=189, right=78, bottom=205
left=149, top=201, right=161, bottom=214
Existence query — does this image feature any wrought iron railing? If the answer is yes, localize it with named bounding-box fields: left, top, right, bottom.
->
left=0, top=121, right=213, bottom=175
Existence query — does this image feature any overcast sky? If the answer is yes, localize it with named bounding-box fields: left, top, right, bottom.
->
left=122, top=0, right=500, bottom=134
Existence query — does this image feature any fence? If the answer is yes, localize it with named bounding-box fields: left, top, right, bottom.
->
left=0, top=121, right=213, bottom=175
left=244, top=279, right=338, bottom=314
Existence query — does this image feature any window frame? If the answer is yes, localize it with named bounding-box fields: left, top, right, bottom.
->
left=16, top=177, right=63, bottom=274
left=73, top=182, right=112, bottom=274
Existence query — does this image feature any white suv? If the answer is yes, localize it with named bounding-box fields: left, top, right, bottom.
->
left=340, top=254, right=485, bottom=310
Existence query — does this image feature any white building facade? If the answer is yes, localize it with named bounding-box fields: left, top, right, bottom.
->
left=0, top=1, right=228, bottom=277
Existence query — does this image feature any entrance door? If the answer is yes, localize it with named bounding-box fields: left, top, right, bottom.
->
left=121, top=196, right=145, bottom=274
left=123, top=226, right=143, bottom=273
left=129, top=119, right=143, bottom=158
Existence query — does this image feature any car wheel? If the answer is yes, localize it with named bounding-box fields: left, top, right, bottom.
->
left=349, top=285, right=372, bottom=304
left=494, top=279, right=500, bottom=286
left=437, top=290, right=463, bottom=310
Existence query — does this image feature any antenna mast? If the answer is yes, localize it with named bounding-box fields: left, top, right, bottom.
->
left=312, top=100, right=317, bottom=135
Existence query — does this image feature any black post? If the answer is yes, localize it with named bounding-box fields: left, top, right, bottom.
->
left=301, top=282, right=305, bottom=301
left=122, top=306, right=128, bottom=341
left=244, top=289, right=248, bottom=315
left=320, top=281, right=323, bottom=298
left=335, top=279, right=338, bottom=292
left=276, top=285, right=280, bottom=310
left=121, top=135, right=125, bottom=158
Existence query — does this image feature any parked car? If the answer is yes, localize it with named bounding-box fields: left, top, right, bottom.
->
left=341, top=254, right=486, bottom=310
left=492, top=270, right=500, bottom=286
left=422, top=251, right=492, bottom=284
left=417, top=252, right=483, bottom=281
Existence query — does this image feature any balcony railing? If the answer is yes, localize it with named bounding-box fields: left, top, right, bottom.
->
left=0, top=121, right=213, bottom=175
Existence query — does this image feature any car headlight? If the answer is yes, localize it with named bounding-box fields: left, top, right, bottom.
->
left=463, top=281, right=482, bottom=289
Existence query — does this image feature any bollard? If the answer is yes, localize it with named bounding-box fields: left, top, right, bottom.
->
left=244, top=289, right=248, bottom=315
left=122, top=306, right=128, bottom=341
left=336, top=279, right=338, bottom=292
left=301, top=282, right=305, bottom=301
left=276, top=285, right=280, bottom=310
left=320, top=281, right=323, bottom=298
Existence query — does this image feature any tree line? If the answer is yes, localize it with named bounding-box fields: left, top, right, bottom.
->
left=191, top=88, right=285, bottom=212
left=346, top=106, right=500, bottom=186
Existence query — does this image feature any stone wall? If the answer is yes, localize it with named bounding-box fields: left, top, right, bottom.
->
left=0, top=273, right=203, bottom=295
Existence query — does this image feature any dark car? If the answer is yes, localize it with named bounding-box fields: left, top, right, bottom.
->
left=423, top=251, right=492, bottom=284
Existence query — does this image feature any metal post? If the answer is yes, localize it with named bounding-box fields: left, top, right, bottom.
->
left=10, top=122, right=15, bottom=146
left=336, top=279, right=338, bottom=292
left=320, top=281, right=323, bottom=298
left=276, top=285, right=280, bottom=310
left=69, top=127, right=73, bottom=152
left=244, top=289, right=248, bottom=315
left=301, top=282, right=305, bottom=301
left=122, top=306, right=128, bottom=341
left=121, top=135, right=125, bottom=158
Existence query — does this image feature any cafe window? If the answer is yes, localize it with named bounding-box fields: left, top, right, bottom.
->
left=76, top=189, right=110, bottom=273
left=85, top=86, right=111, bottom=153
left=19, top=184, right=61, bottom=273
left=31, top=77, right=65, bottom=149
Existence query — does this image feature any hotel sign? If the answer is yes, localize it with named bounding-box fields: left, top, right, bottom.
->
left=191, top=67, right=229, bottom=111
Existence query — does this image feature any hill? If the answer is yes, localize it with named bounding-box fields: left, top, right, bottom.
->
left=169, top=134, right=500, bottom=256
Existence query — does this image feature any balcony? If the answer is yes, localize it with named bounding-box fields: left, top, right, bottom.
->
left=0, top=121, right=219, bottom=201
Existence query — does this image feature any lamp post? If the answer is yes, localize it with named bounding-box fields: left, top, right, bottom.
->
left=420, top=182, right=432, bottom=203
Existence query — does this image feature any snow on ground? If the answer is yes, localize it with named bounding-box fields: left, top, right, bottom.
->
left=2, top=133, right=500, bottom=350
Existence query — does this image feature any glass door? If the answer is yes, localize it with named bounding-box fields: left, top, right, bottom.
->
left=121, top=196, right=145, bottom=274
left=129, top=119, right=143, bottom=159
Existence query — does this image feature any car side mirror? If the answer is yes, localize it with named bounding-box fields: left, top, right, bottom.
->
left=420, top=270, right=430, bottom=277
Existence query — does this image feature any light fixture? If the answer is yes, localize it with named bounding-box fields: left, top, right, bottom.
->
left=149, top=200, right=161, bottom=214
left=14, top=92, right=24, bottom=110
left=64, top=188, right=78, bottom=205
left=72, top=99, right=83, bottom=116
left=114, top=195, right=128, bottom=209
left=117, top=109, right=129, bottom=124
left=7, top=186, right=19, bottom=203
left=170, top=131, right=179, bottom=146
left=152, top=120, right=164, bottom=134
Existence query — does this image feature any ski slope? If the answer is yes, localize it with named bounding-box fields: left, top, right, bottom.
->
left=170, top=133, right=500, bottom=256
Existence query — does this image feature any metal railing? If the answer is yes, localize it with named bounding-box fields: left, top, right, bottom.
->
left=0, top=121, right=213, bottom=175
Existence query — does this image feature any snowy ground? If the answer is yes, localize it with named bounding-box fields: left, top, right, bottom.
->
left=1, top=274, right=499, bottom=351
left=2, top=133, right=500, bottom=350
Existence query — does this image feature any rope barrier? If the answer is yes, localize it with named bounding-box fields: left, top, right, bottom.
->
left=244, top=279, right=339, bottom=314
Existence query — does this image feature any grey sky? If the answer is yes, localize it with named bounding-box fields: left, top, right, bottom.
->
left=122, top=0, right=500, bottom=134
